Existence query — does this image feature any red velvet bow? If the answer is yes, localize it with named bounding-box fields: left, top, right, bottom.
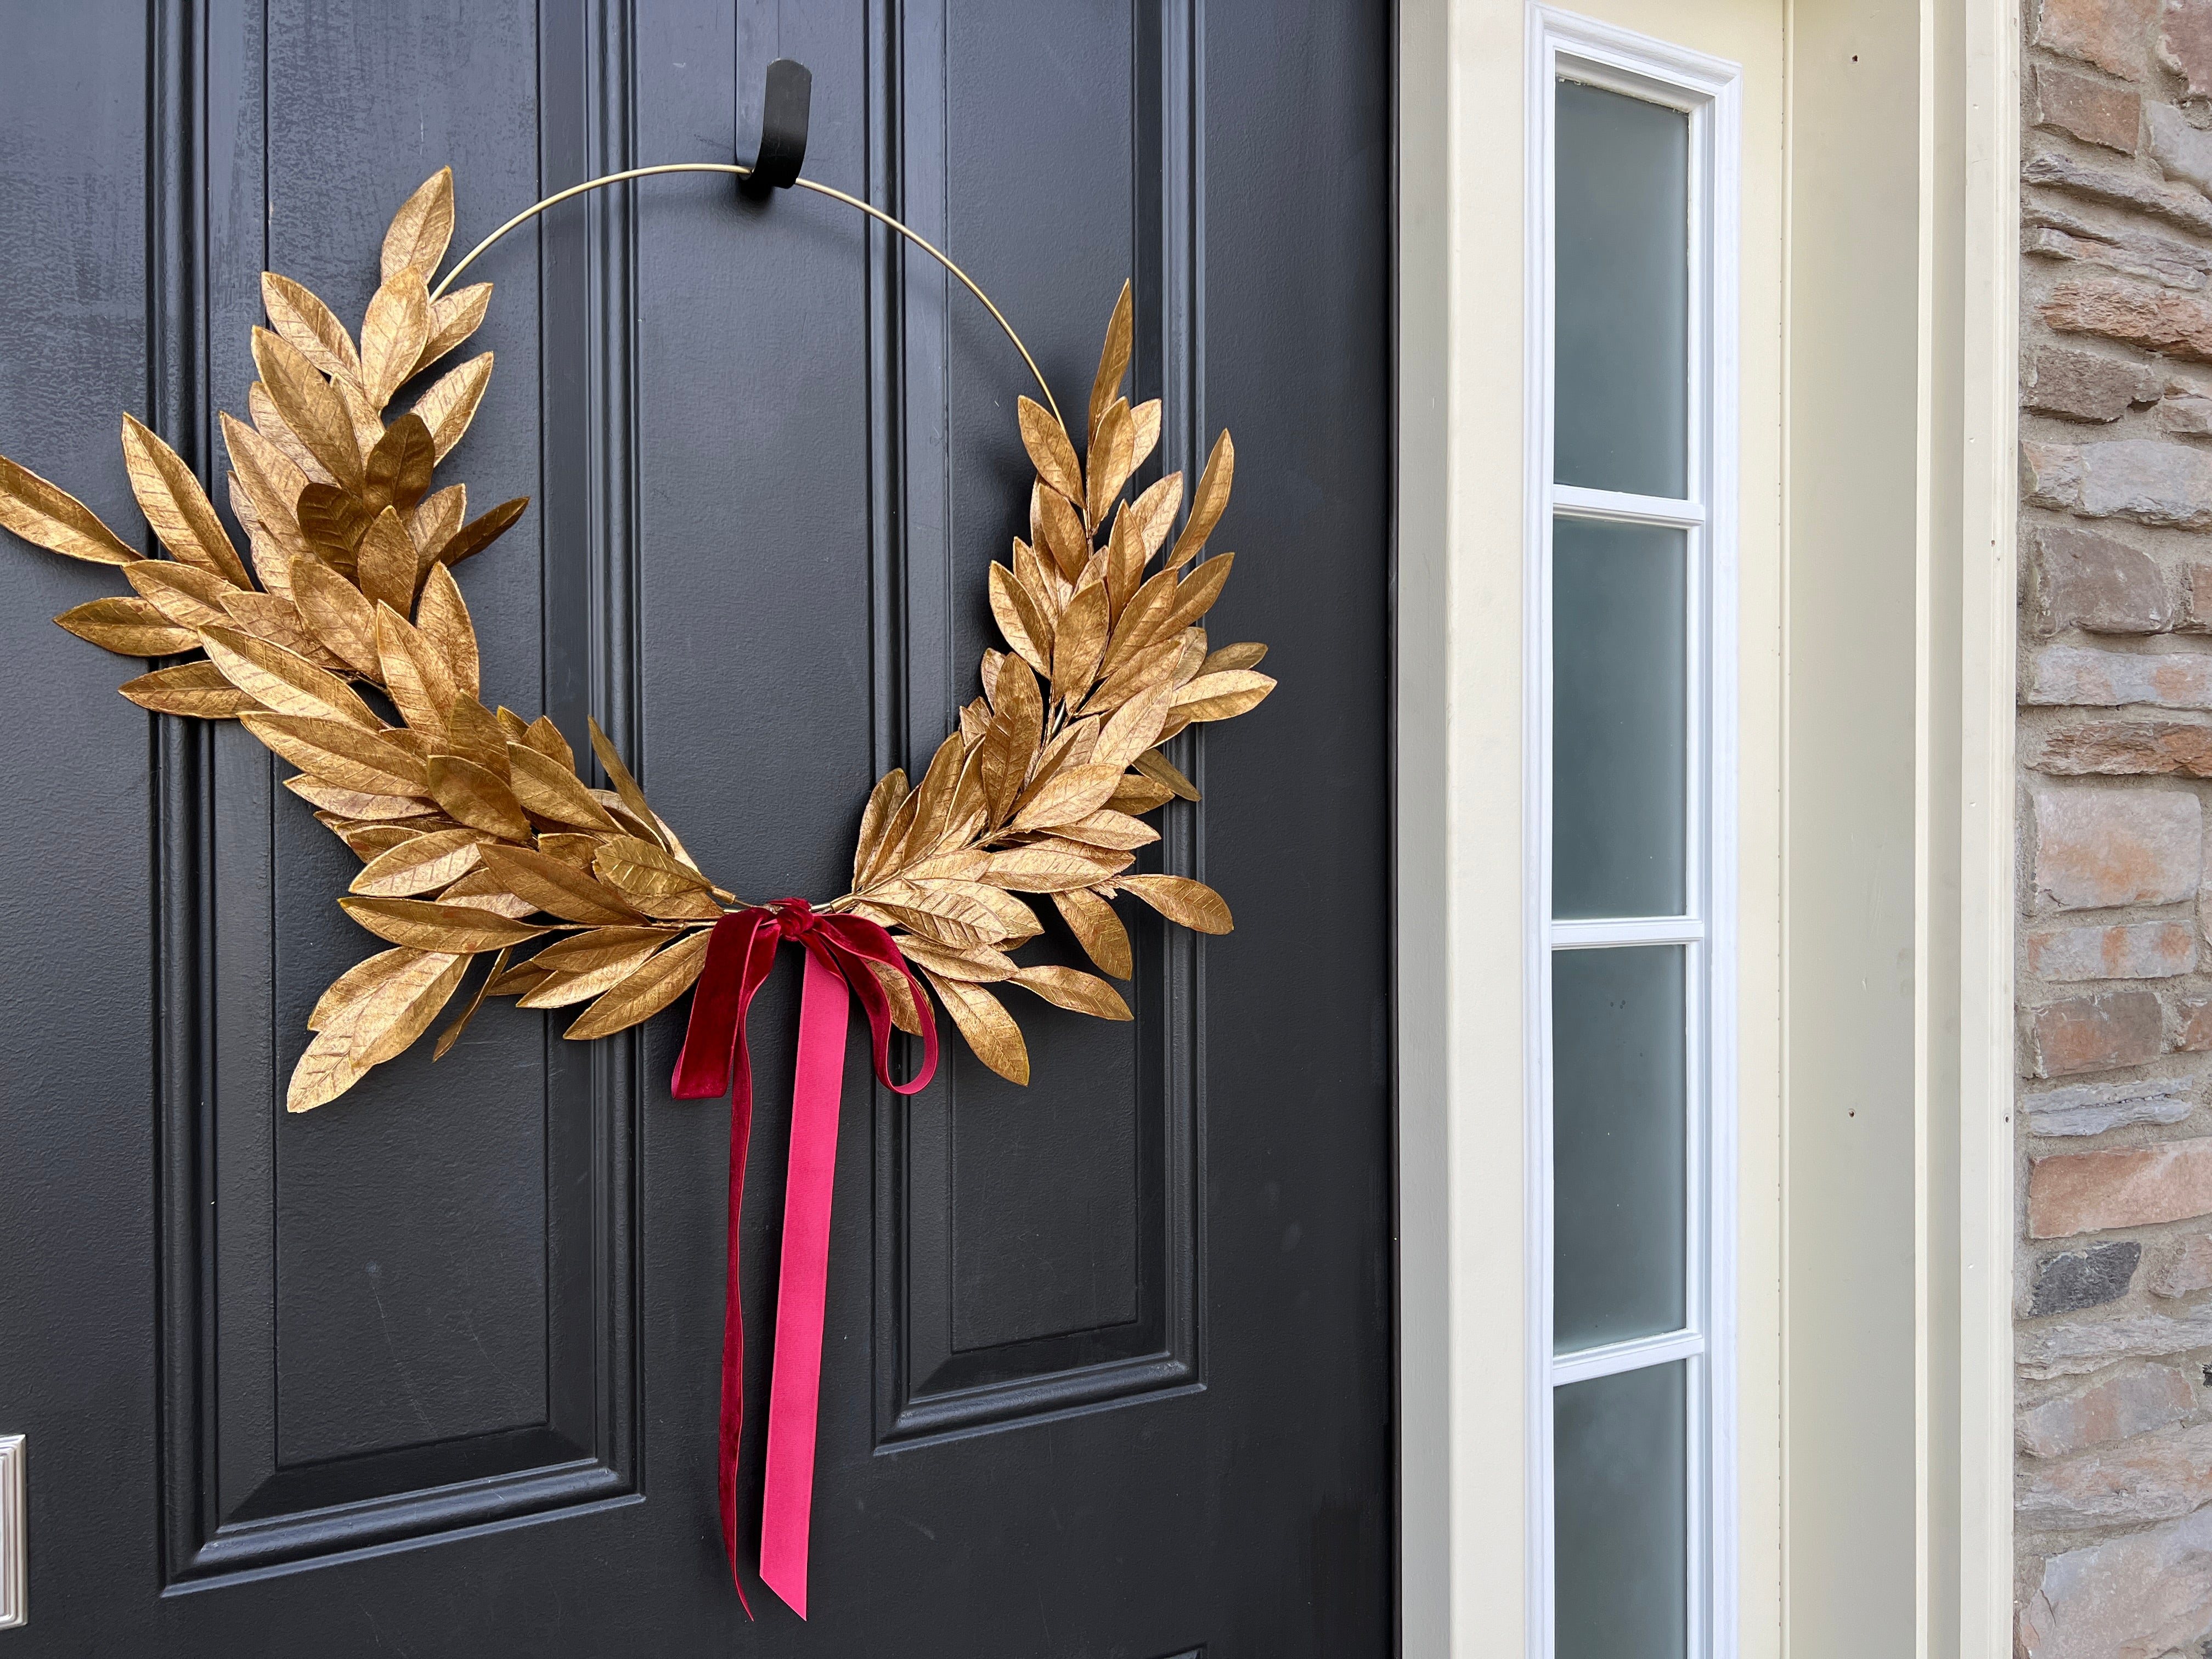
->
left=670, top=900, right=937, bottom=1618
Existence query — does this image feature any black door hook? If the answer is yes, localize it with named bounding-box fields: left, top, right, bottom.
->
left=740, top=58, right=811, bottom=196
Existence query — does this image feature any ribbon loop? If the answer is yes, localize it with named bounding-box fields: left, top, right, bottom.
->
left=668, top=902, right=938, bottom=1618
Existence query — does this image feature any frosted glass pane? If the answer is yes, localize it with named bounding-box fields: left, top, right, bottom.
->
left=1555, top=78, right=1689, bottom=498
left=1552, top=516, right=1686, bottom=919
left=1553, top=945, right=1686, bottom=1351
left=1555, top=1362, right=1689, bottom=1659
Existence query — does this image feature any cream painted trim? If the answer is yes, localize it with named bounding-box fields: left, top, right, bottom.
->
left=1396, top=0, right=2018, bottom=1651
left=1928, top=0, right=2017, bottom=1637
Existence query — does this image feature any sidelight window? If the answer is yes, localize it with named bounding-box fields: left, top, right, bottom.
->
left=1527, top=13, right=1740, bottom=1659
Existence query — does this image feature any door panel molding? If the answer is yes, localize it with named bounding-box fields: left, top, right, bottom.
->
left=156, top=0, right=644, bottom=1588
left=868, top=0, right=1208, bottom=1451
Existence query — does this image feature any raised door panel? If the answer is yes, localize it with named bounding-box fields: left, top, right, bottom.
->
left=161, top=0, right=641, bottom=1583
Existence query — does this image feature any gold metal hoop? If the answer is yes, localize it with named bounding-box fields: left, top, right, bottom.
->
left=432, top=162, right=1065, bottom=429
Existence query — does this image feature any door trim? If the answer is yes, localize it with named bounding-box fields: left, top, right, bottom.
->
left=1392, top=0, right=2019, bottom=1650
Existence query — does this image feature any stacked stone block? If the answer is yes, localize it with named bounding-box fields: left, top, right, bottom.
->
left=2019, top=0, right=2212, bottom=1647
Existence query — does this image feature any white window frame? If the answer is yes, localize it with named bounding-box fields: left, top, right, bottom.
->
left=1522, top=10, right=1741, bottom=1657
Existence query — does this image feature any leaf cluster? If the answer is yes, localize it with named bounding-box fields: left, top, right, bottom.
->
left=837, top=281, right=1273, bottom=1084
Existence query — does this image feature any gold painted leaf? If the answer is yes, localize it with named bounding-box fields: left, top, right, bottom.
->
left=201, top=623, right=379, bottom=727
left=1050, top=887, right=1132, bottom=979
left=245, top=712, right=428, bottom=795
left=287, top=949, right=470, bottom=1110
left=924, top=972, right=1029, bottom=1085
left=437, top=494, right=527, bottom=567
left=283, top=783, right=425, bottom=827
left=1094, top=680, right=1173, bottom=771
left=417, top=282, right=492, bottom=376
left=349, top=827, right=486, bottom=896
left=486, top=956, right=555, bottom=997
left=376, top=603, right=458, bottom=737
left=351, top=949, right=473, bottom=1068
left=478, top=842, right=644, bottom=924
left=982, top=845, right=1128, bottom=894
left=866, top=958, right=925, bottom=1034
left=425, top=753, right=532, bottom=840
left=593, top=834, right=712, bottom=899
left=1169, top=430, right=1233, bottom=569
left=586, top=720, right=664, bottom=847
left=1017, top=396, right=1082, bottom=506
left=989, top=561, right=1052, bottom=676
left=308, top=945, right=420, bottom=1030
left=287, top=556, right=381, bottom=672
left=1114, top=873, right=1232, bottom=934
left=1169, top=667, right=1275, bottom=722
left=852, top=768, right=909, bottom=888
left=1009, top=762, right=1124, bottom=832
left=522, top=714, right=575, bottom=771
left=1128, top=398, right=1161, bottom=471
left=562, top=929, right=714, bottom=1040
left=1105, top=773, right=1177, bottom=815
left=515, top=939, right=663, bottom=1008
left=1132, top=747, right=1200, bottom=801
left=251, top=327, right=364, bottom=491
left=439, top=695, right=510, bottom=776
left=121, top=660, right=255, bottom=718
left=896, top=938, right=1016, bottom=983
left=533, top=924, right=680, bottom=973
left=1125, top=471, right=1182, bottom=563
left=219, top=412, right=313, bottom=563
left=1099, top=567, right=1177, bottom=681
left=507, top=743, right=623, bottom=831
left=340, top=895, right=545, bottom=952
left=1085, top=398, right=1135, bottom=528
left=0, top=454, right=139, bottom=565
left=1103, top=505, right=1146, bottom=625
left=219, top=590, right=347, bottom=668
left=434, top=945, right=507, bottom=1059
left=437, top=867, right=539, bottom=918
left=120, top=415, right=251, bottom=588
left=1087, top=279, right=1133, bottom=442
left=284, top=775, right=435, bottom=820
left=334, top=374, right=387, bottom=461
left=1032, top=484, right=1088, bottom=583
left=1200, top=641, right=1267, bottom=675
left=862, top=895, right=1000, bottom=951
left=535, top=832, right=602, bottom=868
left=125, top=560, right=234, bottom=631
left=411, top=483, right=467, bottom=563
left=247, top=380, right=332, bottom=484
left=963, top=884, right=1044, bottom=943
left=295, top=483, right=370, bottom=568
left=382, top=167, right=455, bottom=283
left=1009, top=963, right=1131, bottom=1020
left=414, top=564, right=479, bottom=697
left=335, top=822, right=422, bottom=860
left=1049, top=580, right=1109, bottom=708
left=358, top=510, right=419, bottom=617
left=58, top=597, right=198, bottom=656
left=1159, top=552, right=1235, bottom=637
left=364, top=413, right=436, bottom=515
left=261, top=272, right=362, bottom=383
left=413, top=352, right=493, bottom=460
left=1053, top=808, right=1159, bottom=851
left=360, top=268, right=433, bottom=408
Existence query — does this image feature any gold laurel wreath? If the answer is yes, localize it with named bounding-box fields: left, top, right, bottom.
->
left=0, top=168, right=1273, bottom=1106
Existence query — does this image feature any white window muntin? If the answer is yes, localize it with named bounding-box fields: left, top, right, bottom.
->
left=1523, top=10, right=1741, bottom=1659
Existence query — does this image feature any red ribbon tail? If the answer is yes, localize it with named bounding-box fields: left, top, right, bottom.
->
left=669, top=911, right=781, bottom=1616
left=755, top=944, right=854, bottom=1620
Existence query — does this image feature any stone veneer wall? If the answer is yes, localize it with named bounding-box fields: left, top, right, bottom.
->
left=2018, top=0, right=2212, bottom=1649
